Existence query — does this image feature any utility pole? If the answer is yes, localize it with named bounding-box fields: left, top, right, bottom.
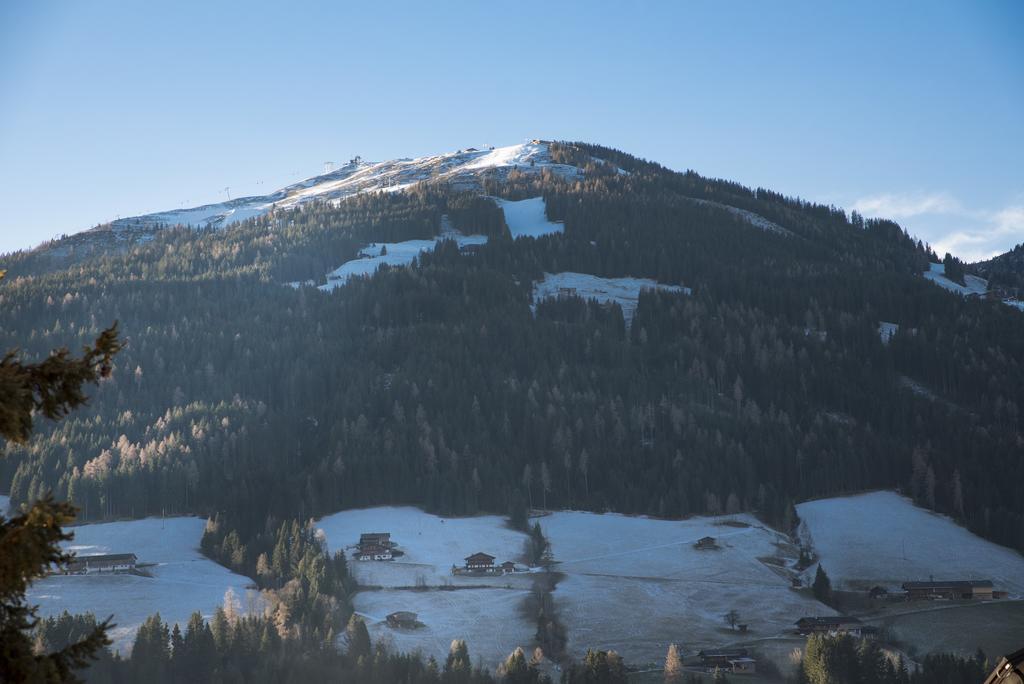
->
left=223, top=187, right=231, bottom=201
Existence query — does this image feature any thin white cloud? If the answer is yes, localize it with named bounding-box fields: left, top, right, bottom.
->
left=848, top=191, right=1024, bottom=262
left=851, top=192, right=960, bottom=219
left=928, top=205, right=1024, bottom=262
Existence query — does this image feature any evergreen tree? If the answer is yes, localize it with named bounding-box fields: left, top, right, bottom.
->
left=812, top=564, right=833, bottom=604
left=0, top=270, right=120, bottom=681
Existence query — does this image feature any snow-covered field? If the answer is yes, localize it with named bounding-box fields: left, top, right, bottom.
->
left=27, top=517, right=258, bottom=654
left=539, top=511, right=828, bottom=665
left=797, top=491, right=1024, bottom=595
left=316, top=507, right=535, bottom=666
left=532, top=272, right=690, bottom=326
left=923, top=262, right=988, bottom=296
left=497, top=197, right=564, bottom=239
left=316, top=506, right=530, bottom=587
left=355, top=588, right=534, bottom=667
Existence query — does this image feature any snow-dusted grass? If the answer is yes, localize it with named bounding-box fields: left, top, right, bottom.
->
left=317, top=507, right=535, bottom=667
left=497, top=197, right=564, bottom=239
left=27, top=517, right=257, bottom=654
left=923, top=263, right=988, bottom=296
left=355, top=588, right=534, bottom=668
left=316, top=506, right=530, bottom=587
left=797, top=491, right=1024, bottom=594
left=539, top=511, right=827, bottom=665
left=532, top=272, right=690, bottom=326
left=318, top=226, right=487, bottom=292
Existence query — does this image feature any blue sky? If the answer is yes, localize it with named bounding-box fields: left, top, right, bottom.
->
left=1, top=1, right=1021, bottom=260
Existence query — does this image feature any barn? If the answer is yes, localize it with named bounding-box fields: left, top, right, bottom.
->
left=698, top=649, right=748, bottom=668
left=65, top=553, right=137, bottom=575
left=902, top=580, right=993, bottom=600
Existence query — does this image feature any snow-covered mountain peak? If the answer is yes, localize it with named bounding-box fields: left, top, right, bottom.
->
left=106, top=140, right=580, bottom=235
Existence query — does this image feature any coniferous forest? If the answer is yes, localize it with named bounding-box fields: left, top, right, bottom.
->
left=3, top=142, right=1021, bottom=552
left=2, top=141, right=1023, bottom=682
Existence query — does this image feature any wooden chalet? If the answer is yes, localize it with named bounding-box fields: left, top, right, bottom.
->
left=464, top=552, right=496, bottom=572
left=356, top=543, right=392, bottom=561
left=902, top=579, right=993, bottom=600
left=501, top=561, right=517, bottom=574
left=65, top=553, right=137, bottom=575
left=795, top=616, right=862, bottom=636
left=356, top=532, right=393, bottom=561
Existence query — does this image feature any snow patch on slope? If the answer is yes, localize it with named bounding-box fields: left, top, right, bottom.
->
left=685, top=197, right=791, bottom=236
left=532, top=272, right=690, bottom=326
left=27, top=518, right=257, bottom=653
left=318, top=221, right=487, bottom=292
left=923, top=262, right=988, bottom=296
left=797, top=491, right=1024, bottom=595
left=878, top=321, right=899, bottom=344
left=1004, top=299, right=1024, bottom=311
left=496, top=197, right=564, bottom=238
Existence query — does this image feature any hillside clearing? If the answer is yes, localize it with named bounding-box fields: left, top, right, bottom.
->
left=27, top=517, right=258, bottom=654
left=538, top=511, right=829, bottom=666
left=796, top=491, right=1024, bottom=594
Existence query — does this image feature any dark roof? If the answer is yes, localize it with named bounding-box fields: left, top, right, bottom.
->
left=698, top=649, right=748, bottom=658
left=77, top=553, right=137, bottom=563
left=465, top=552, right=495, bottom=562
left=387, top=611, right=417, bottom=621
left=360, top=532, right=390, bottom=540
left=796, top=616, right=861, bottom=626
left=902, top=580, right=992, bottom=590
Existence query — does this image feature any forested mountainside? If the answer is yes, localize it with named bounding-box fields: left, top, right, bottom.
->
left=973, top=241, right=1024, bottom=296
left=2, top=141, right=1023, bottom=559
